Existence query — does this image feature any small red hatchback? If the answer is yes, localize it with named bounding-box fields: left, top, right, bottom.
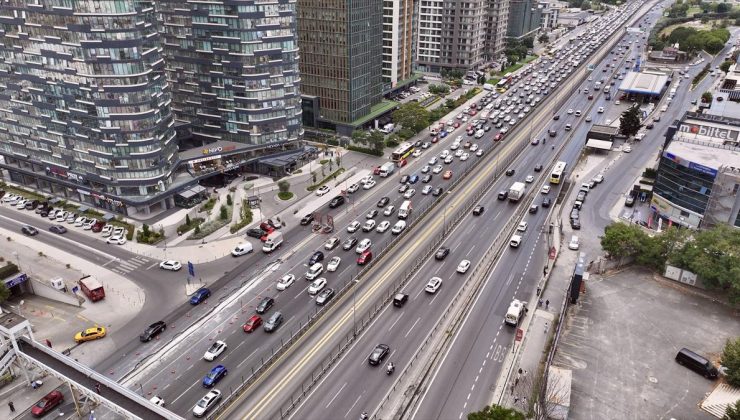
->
left=243, top=315, right=262, bottom=333
left=32, top=390, right=64, bottom=417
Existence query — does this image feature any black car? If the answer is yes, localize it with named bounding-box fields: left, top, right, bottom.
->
left=548, top=129, right=556, bottom=137
left=368, top=343, right=390, bottom=365
left=21, top=225, right=38, bottom=236
left=140, top=321, right=166, bottom=342
left=316, top=288, right=335, bottom=306
left=646, top=123, right=654, bottom=129
left=393, top=293, right=409, bottom=307
left=256, top=296, right=275, bottom=314
left=529, top=205, right=539, bottom=214
left=422, top=174, right=432, bottom=183
left=343, top=237, right=358, bottom=251
left=498, top=190, right=508, bottom=200
left=432, top=187, right=443, bottom=196
left=39, top=207, right=52, bottom=217
left=534, top=164, right=543, bottom=172
left=329, top=196, right=345, bottom=208
left=571, top=218, right=581, bottom=230
left=398, top=184, right=409, bottom=193
left=377, top=197, right=390, bottom=208
left=35, top=203, right=49, bottom=214
left=309, top=251, right=325, bottom=265
left=553, top=115, right=560, bottom=120
left=473, top=205, right=485, bottom=216
left=435, top=247, right=450, bottom=260
left=49, top=225, right=67, bottom=234
left=625, top=195, right=636, bottom=207
left=531, top=138, right=540, bottom=146
left=246, top=228, right=266, bottom=239
left=400, top=175, right=409, bottom=184
left=541, top=198, right=552, bottom=208
left=300, top=214, right=315, bottom=226
left=505, top=169, right=515, bottom=176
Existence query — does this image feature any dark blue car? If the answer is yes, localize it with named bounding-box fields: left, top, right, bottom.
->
left=203, top=365, right=227, bottom=387
left=308, top=251, right=324, bottom=266
left=190, top=288, right=211, bottom=305
left=407, top=174, right=419, bottom=184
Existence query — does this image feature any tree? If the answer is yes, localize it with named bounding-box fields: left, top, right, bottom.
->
left=720, top=60, right=733, bottom=74
left=351, top=130, right=368, bottom=145
left=468, top=405, right=525, bottom=420
left=226, top=194, right=232, bottom=206
left=702, top=91, right=713, bottom=103
left=724, top=399, right=740, bottom=420
left=717, top=2, right=731, bottom=14
left=367, top=130, right=386, bottom=155
left=185, top=214, right=191, bottom=225
left=619, top=105, right=642, bottom=137
left=522, top=37, right=534, bottom=49
left=392, top=102, right=430, bottom=134
left=600, top=223, right=646, bottom=262
left=538, top=33, right=550, bottom=44
left=278, top=180, right=290, bottom=194
left=219, top=205, right=228, bottom=220
left=722, top=337, right=740, bottom=388
left=635, top=227, right=688, bottom=271
left=0, top=282, right=10, bottom=303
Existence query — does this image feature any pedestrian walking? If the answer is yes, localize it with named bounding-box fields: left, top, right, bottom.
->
left=8, top=401, right=15, bottom=412
left=544, top=322, right=549, bottom=334
left=95, top=383, right=101, bottom=394
left=538, top=298, right=543, bottom=307
left=546, top=299, right=550, bottom=309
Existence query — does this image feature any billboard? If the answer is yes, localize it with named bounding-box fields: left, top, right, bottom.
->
left=678, top=122, right=740, bottom=142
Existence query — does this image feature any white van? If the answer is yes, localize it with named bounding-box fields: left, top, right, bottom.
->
left=398, top=200, right=412, bottom=219
left=505, top=299, right=526, bottom=326
left=305, top=263, right=324, bottom=280
left=232, top=242, right=253, bottom=256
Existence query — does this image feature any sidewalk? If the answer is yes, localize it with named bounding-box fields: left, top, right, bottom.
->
left=0, top=369, right=63, bottom=419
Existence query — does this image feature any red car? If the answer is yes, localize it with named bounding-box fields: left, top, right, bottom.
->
left=32, top=390, right=64, bottom=417
left=243, top=315, right=262, bottom=333
left=357, top=250, right=373, bottom=265
left=453, top=121, right=461, bottom=128
left=431, top=136, right=439, bottom=143
left=469, top=110, right=477, bottom=116
left=494, top=133, right=503, bottom=141
left=373, top=166, right=381, bottom=175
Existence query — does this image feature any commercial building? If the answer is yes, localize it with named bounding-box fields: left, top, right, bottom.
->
left=0, top=0, right=306, bottom=218
left=719, top=62, right=740, bottom=102
left=485, top=0, right=511, bottom=63
left=539, top=1, right=563, bottom=31
left=382, top=0, right=416, bottom=90
left=298, top=0, right=385, bottom=135
left=651, top=112, right=740, bottom=229
left=507, top=0, right=543, bottom=39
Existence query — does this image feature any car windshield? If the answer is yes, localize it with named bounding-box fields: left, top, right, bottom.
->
left=36, top=400, right=49, bottom=408
left=208, top=343, right=220, bottom=352
left=372, top=348, right=383, bottom=358
left=197, top=399, right=208, bottom=408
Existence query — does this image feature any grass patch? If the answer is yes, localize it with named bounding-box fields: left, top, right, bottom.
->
left=307, top=168, right=346, bottom=191
left=229, top=200, right=253, bottom=234
left=189, top=204, right=233, bottom=239
left=199, top=197, right=216, bottom=212
left=486, top=78, right=500, bottom=86
left=687, top=6, right=702, bottom=16
left=494, top=55, right=538, bottom=77
left=177, top=217, right=204, bottom=235
left=0, top=183, right=46, bottom=201
left=278, top=192, right=294, bottom=200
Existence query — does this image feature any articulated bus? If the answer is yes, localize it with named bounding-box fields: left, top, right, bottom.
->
left=550, top=161, right=567, bottom=184
left=391, top=142, right=415, bottom=162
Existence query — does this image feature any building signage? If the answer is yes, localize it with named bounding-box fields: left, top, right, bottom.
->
left=92, top=192, right=124, bottom=207
left=662, top=151, right=718, bottom=178
left=678, top=122, right=739, bottom=142
left=189, top=155, right=221, bottom=165
left=202, top=145, right=236, bottom=156
left=5, top=273, right=28, bottom=288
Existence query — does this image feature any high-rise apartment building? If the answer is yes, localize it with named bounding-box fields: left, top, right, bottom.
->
left=159, top=0, right=303, bottom=149
left=0, top=0, right=304, bottom=217
left=298, top=0, right=384, bottom=134
left=383, top=0, right=416, bottom=89
left=0, top=0, right=178, bottom=215
left=418, top=0, right=509, bottom=72
left=507, top=0, right=542, bottom=39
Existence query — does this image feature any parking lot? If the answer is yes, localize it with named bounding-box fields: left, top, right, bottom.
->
left=555, top=267, right=740, bottom=419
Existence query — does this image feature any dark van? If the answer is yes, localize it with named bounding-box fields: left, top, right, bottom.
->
left=675, top=348, right=718, bottom=379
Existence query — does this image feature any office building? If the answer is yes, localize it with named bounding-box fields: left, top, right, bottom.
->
left=159, top=0, right=303, bottom=150
left=0, top=0, right=178, bottom=216
left=298, top=0, right=384, bottom=135
left=507, top=0, right=543, bottom=39
left=383, top=0, right=416, bottom=89
left=539, top=1, right=562, bottom=31
left=485, top=0, right=511, bottom=65
left=651, top=112, right=740, bottom=229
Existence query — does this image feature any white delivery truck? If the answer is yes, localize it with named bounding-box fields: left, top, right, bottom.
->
left=262, top=231, right=283, bottom=253
left=508, top=182, right=526, bottom=202
left=505, top=299, right=527, bottom=326
left=398, top=200, right=412, bottom=219
left=378, top=162, right=395, bottom=177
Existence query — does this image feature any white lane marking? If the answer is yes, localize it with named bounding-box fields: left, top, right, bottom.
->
left=405, top=317, right=420, bottom=338
left=171, top=378, right=200, bottom=404
left=388, top=312, right=403, bottom=332
left=344, top=395, right=363, bottom=419
left=146, top=261, right=159, bottom=270
left=325, top=382, right=347, bottom=409
left=237, top=347, right=260, bottom=368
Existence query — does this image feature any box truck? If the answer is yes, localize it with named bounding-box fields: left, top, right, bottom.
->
left=508, top=182, right=526, bottom=202
left=378, top=162, right=395, bottom=177
left=262, top=231, right=283, bottom=253
left=79, top=276, right=105, bottom=302
left=398, top=200, right=412, bottom=219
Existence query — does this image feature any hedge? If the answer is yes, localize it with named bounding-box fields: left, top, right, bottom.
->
left=346, top=145, right=383, bottom=156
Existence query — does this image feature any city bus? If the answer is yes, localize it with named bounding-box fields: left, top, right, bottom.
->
left=391, top=142, right=415, bottom=162
left=496, top=72, right=514, bottom=92
left=550, top=161, right=567, bottom=184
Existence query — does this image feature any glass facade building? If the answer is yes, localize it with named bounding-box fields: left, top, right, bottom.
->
left=653, top=154, right=715, bottom=215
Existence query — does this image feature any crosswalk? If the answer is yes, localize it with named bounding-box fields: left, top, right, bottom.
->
left=109, top=255, right=154, bottom=275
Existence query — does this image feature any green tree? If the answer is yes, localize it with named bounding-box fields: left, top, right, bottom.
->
left=635, top=227, right=688, bottom=271
left=185, top=214, right=191, bottom=225
left=367, top=130, right=386, bottom=155
left=219, top=205, right=228, bottom=220
left=581, top=1, right=592, bottom=10
left=720, top=60, right=733, bottom=74
left=392, top=102, right=431, bottom=134
left=600, top=223, right=647, bottom=262
left=142, top=224, right=150, bottom=235
left=538, top=33, right=550, bottom=44
left=226, top=194, right=233, bottom=206
left=722, top=337, right=740, bottom=388
left=702, top=91, right=713, bottom=103
left=278, top=180, right=290, bottom=194
left=468, top=405, right=525, bottom=420
left=351, top=130, right=368, bottom=145
left=619, top=105, right=642, bottom=137
left=717, top=3, right=731, bottom=14
left=0, top=282, right=10, bottom=303
left=724, top=399, right=740, bottom=420
left=522, top=37, right=534, bottom=49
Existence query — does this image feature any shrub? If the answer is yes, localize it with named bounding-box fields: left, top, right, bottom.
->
left=226, top=194, right=233, bottom=206
left=229, top=200, right=254, bottom=233
left=278, top=191, right=294, bottom=200
left=220, top=205, right=228, bottom=220
left=177, top=217, right=204, bottom=234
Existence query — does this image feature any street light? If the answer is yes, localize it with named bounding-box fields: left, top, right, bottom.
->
left=352, top=278, right=360, bottom=336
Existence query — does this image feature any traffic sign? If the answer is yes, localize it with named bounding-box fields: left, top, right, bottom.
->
left=188, top=261, right=195, bottom=277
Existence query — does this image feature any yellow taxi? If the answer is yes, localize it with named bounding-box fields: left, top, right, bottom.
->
left=74, top=326, right=107, bottom=343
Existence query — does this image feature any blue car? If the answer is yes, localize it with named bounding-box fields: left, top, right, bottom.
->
left=439, top=130, right=448, bottom=138
left=190, top=288, right=211, bottom=305
left=203, top=365, right=227, bottom=387
left=407, top=174, right=419, bottom=184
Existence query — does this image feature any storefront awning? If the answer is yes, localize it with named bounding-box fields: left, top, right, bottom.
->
left=585, top=139, right=613, bottom=150
left=78, top=205, right=90, bottom=212
left=176, top=185, right=207, bottom=199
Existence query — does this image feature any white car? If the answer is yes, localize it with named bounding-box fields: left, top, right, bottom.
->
left=347, top=221, right=361, bottom=233
left=623, top=145, right=632, bottom=153
left=517, top=221, right=528, bottom=232
left=383, top=205, right=395, bottom=216
left=428, top=157, right=438, bottom=165
left=391, top=220, right=406, bottom=235
left=412, top=150, right=422, bottom=158
left=460, top=153, right=469, bottom=161
left=315, top=185, right=331, bottom=196
left=456, top=260, right=471, bottom=274
left=347, top=183, right=360, bottom=193
left=74, top=216, right=88, bottom=227
left=403, top=189, right=416, bottom=199
left=425, top=277, right=442, bottom=294
left=363, top=179, right=377, bottom=190
left=422, top=185, right=433, bottom=195
left=327, top=256, right=341, bottom=272
left=568, top=235, right=580, bottom=250
left=525, top=175, right=534, bottom=183
left=362, top=219, right=376, bottom=232
left=421, top=165, right=431, bottom=174
left=101, top=225, right=113, bottom=237
left=55, top=211, right=68, bottom=222
left=450, top=142, right=460, bottom=151
left=276, top=274, right=295, bottom=290
left=454, top=149, right=463, bottom=157
left=541, top=185, right=551, bottom=194
left=308, top=278, right=327, bottom=295
left=150, top=396, right=165, bottom=407
left=567, top=108, right=574, bottom=114
left=470, top=144, right=479, bottom=152
left=203, top=340, right=227, bottom=361
left=510, top=234, right=522, bottom=248
left=376, top=221, right=391, bottom=233
left=356, top=238, right=372, bottom=254
left=324, top=236, right=340, bottom=250
left=192, top=390, right=221, bottom=417
left=439, top=150, right=450, bottom=159
left=585, top=115, right=592, bottom=122
left=433, top=165, right=443, bottom=174
left=574, top=110, right=581, bottom=117
left=159, top=260, right=182, bottom=271
left=597, top=106, right=604, bottom=113
left=443, top=155, right=454, bottom=164
left=106, top=234, right=126, bottom=245
left=83, top=219, right=97, bottom=230
left=15, top=199, right=27, bottom=209
left=112, top=227, right=125, bottom=237
left=476, top=149, right=484, bottom=157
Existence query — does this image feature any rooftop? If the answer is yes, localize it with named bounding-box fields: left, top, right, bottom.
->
left=618, top=71, right=669, bottom=95
left=665, top=138, right=740, bottom=171
left=589, top=124, right=620, bottom=135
